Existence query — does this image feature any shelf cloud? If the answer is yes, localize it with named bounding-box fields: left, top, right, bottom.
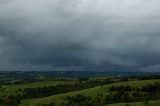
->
left=0, top=0, right=160, bottom=71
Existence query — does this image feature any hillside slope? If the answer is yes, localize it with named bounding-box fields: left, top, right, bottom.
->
left=19, top=79, right=160, bottom=106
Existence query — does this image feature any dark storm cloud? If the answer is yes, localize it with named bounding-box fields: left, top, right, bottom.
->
left=0, top=0, right=160, bottom=71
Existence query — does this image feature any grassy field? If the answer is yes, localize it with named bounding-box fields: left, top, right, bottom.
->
left=0, top=80, right=78, bottom=96
left=19, top=79, right=160, bottom=106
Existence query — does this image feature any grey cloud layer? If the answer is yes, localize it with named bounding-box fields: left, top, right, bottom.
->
left=0, top=0, right=160, bottom=71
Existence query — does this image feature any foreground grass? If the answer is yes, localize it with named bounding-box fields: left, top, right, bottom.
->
left=19, top=79, right=160, bottom=106
left=107, top=100, right=160, bottom=106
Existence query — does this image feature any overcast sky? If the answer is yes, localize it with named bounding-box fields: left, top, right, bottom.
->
left=0, top=0, right=160, bottom=71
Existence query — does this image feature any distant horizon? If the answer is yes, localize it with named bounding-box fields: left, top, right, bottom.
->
left=0, top=70, right=159, bottom=73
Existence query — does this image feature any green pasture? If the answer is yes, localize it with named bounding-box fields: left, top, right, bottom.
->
left=19, top=79, right=160, bottom=106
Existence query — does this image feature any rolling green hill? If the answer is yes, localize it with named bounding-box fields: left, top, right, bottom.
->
left=19, top=79, right=160, bottom=106
left=0, top=80, right=78, bottom=96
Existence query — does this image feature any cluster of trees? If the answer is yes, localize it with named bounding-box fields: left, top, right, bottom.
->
left=0, top=95, right=21, bottom=106
left=107, top=82, right=160, bottom=104
left=38, top=102, right=56, bottom=106
left=109, top=82, right=160, bottom=93
left=60, top=94, right=103, bottom=106
left=106, top=92, right=132, bottom=103
left=138, top=75, right=160, bottom=80
left=141, top=82, right=160, bottom=93
left=109, top=85, right=132, bottom=92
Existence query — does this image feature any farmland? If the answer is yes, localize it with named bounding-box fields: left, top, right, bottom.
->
left=0, top=71, right=160, bottom=106
left=20, top=79, right=160, bottom=106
